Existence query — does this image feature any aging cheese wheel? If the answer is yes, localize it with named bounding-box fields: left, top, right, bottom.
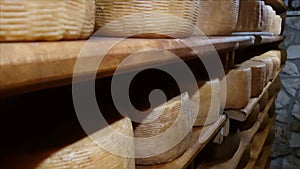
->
left=251, top=56, right=274, bottom=84
left=0, top=0, right=95, bottom=41
left=262, top=5, right=276, bottom=32
left=134, top=92, right=193, bottom=165
left=270, top=15, right=282, bottom=35
left=37, top=117, right=135, bottom=169
left=259, top=91, right=269, bottom=112
left=269, top=76, right=281, bottom=99
left=194, top=0, right=239, bottom=35
left=231, top=103, right=260, bottom=131
left=95, top=0, right=199, bottom=38
left=199, top=129, right=241, bottom=161
left=190, top=79, right=223, bottom=126
left=235, top=1, right=264, bottom=32
left=242, top=60, right=267, bottom=98
left=224, top=65, right=252, bottom=109
left=261, top=52, right=281, bottom=80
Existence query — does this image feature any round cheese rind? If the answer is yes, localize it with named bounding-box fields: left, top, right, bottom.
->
left=0, top=0, right=95, bottom=41
left=134, top=92, right=193, bottom=165
left=251, top=56, right=274, bottom=84
left=242, top=60, right=267, bottom=98
left=37, top=117, right=135, bottom=169
left=194, top=0, right=239, bottom=35
left=224, top=65, right=252, bottom=109
left=190, top=79, right=223, bottom=126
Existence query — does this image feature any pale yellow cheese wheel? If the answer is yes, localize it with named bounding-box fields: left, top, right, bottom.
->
left=251, top=56, right=274, bottom=84
left=270, top=15, right=282, bottom=35
left=0, top=0, right=95, bottom=41
left=224, top=64, right=252, bottom=109
left=194, top=0, right=239, bottom=35
left=242, top=60, right=267, bottom=98
left=14, top=117, right=135, bottom=169
left=261, top=52, right=281, bottom=80
left=190, top=79, right=223, bottom=126
left=134, top=92, right=193, bottom=165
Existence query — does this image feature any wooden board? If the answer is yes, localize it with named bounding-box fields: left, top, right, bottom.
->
left=245, top=115, right=276, bottom=169
left=136, top=115, right=227, bottom=169
left=264, top=0, right=287, bottom=14
left=198, top=95, right=277, bottom=169
left=0, top=36, right=255, bottom=98
left=253, top=144, right=273, bottom=169
left=225, top=66, right=283, bottom=121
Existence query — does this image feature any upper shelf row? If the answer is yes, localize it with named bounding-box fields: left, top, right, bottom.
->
left=0, top=35, right=284, bottom=97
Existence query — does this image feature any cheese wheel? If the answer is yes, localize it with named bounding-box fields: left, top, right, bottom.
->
left=269, top=76, right=281, bottom=99
left=231, top=103, right=260, bottom=131
left=134, top=92, right=193, bottom=165
left=251, top=56, right=274, bottom=84
left=190, top=79, right=223, bottom=126
left=36, top=117, right=135, bottom=169
left=199, top=129, right=241, bottom=161
left=95, top=0, right=199, bottom=38
left=259, top=114, right=269, bottom=131
left=224, top=65, right=252, bottom=109
left=270, top=15, right=282, bottom=35
left=262, top=5, right=275, bottom=32
left=259, top=91, right=269, bottom=112
left=260, top=54, right=280, bottom=81
left=0, top=0, right=95, bottom=41
left=235, top=1, right=264, bottom=32
left=194, top=0, right=239, bottom=35
left=242, top=60, right=267, bottom=98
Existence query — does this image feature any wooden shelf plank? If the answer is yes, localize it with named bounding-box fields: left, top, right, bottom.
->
left=257, top=36, right=285, bottom=45
left=136, top=115, right=227, bottom=169
left=264, top=0, right=287, bottom=14
left=254, top=144, right=273, bottom=169
left=245, top=115, right=276, bottom=169
left=0, top=36, right=255, bottom=97
left=225, top=66, right=284, bottom=121
left=198, top=95, right=277, bottom=169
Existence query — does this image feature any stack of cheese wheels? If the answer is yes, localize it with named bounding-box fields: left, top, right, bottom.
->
left=95, top=0, right=200, bottom=38
left=193, top=0, right=239, bottom=35
left=235, top=0, right=265, bottom=32
left=242, top=60, right=267, bottom=98
left=261, top=51, right=281, bottom=80
left=134, top=92, right=193, bottom=165
left=262, top=5, right=276, bottom=32
left=251, top=55, right=274, bottom=84
left=224, top=64, right=252, bottom=109
left=190, top=79, right=224, bottom=126
left=0, top=0, right=95, bottom=41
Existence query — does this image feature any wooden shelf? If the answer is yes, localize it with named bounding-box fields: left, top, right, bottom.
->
left=198, top=95, right=278, bottom=169
left=1, top=36, right=288, bottom=98
left=257, top=36, right=285, bottom=45
left=225, top=66, right=284, bottom=121
left=136, top=115, right=227, bottom=169
left=264, top=0, right=287, bottom=15
left=245, top=115, right=276, bottom=169
left=254, top=144, right=273, bottom=169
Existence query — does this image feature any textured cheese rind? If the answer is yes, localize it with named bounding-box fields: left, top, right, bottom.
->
left=134, top=92, right=193, bottom=165
left=37, top=118, right=135, bottom=169
left=0, top=0, right=95, bottom=41
left=261, top=52, right=281, bottom=80
left=224, top=65, right=252, bottom=109
left=194, top=0, right=239, bottom=35
left=235, top=1, right=264, bottom=32
left=251, top=56, right=274, bottom=84
left=242, top=60, right=267, bottom=98
left=259, top=91, right=269, bottom=112
left=262, top=5, right=276, bottom=32
left=190, top=79, right=222, bottom=126
left=95, top=0, right=199, bottom=38
left=270, top=15, right=282, bottom=35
